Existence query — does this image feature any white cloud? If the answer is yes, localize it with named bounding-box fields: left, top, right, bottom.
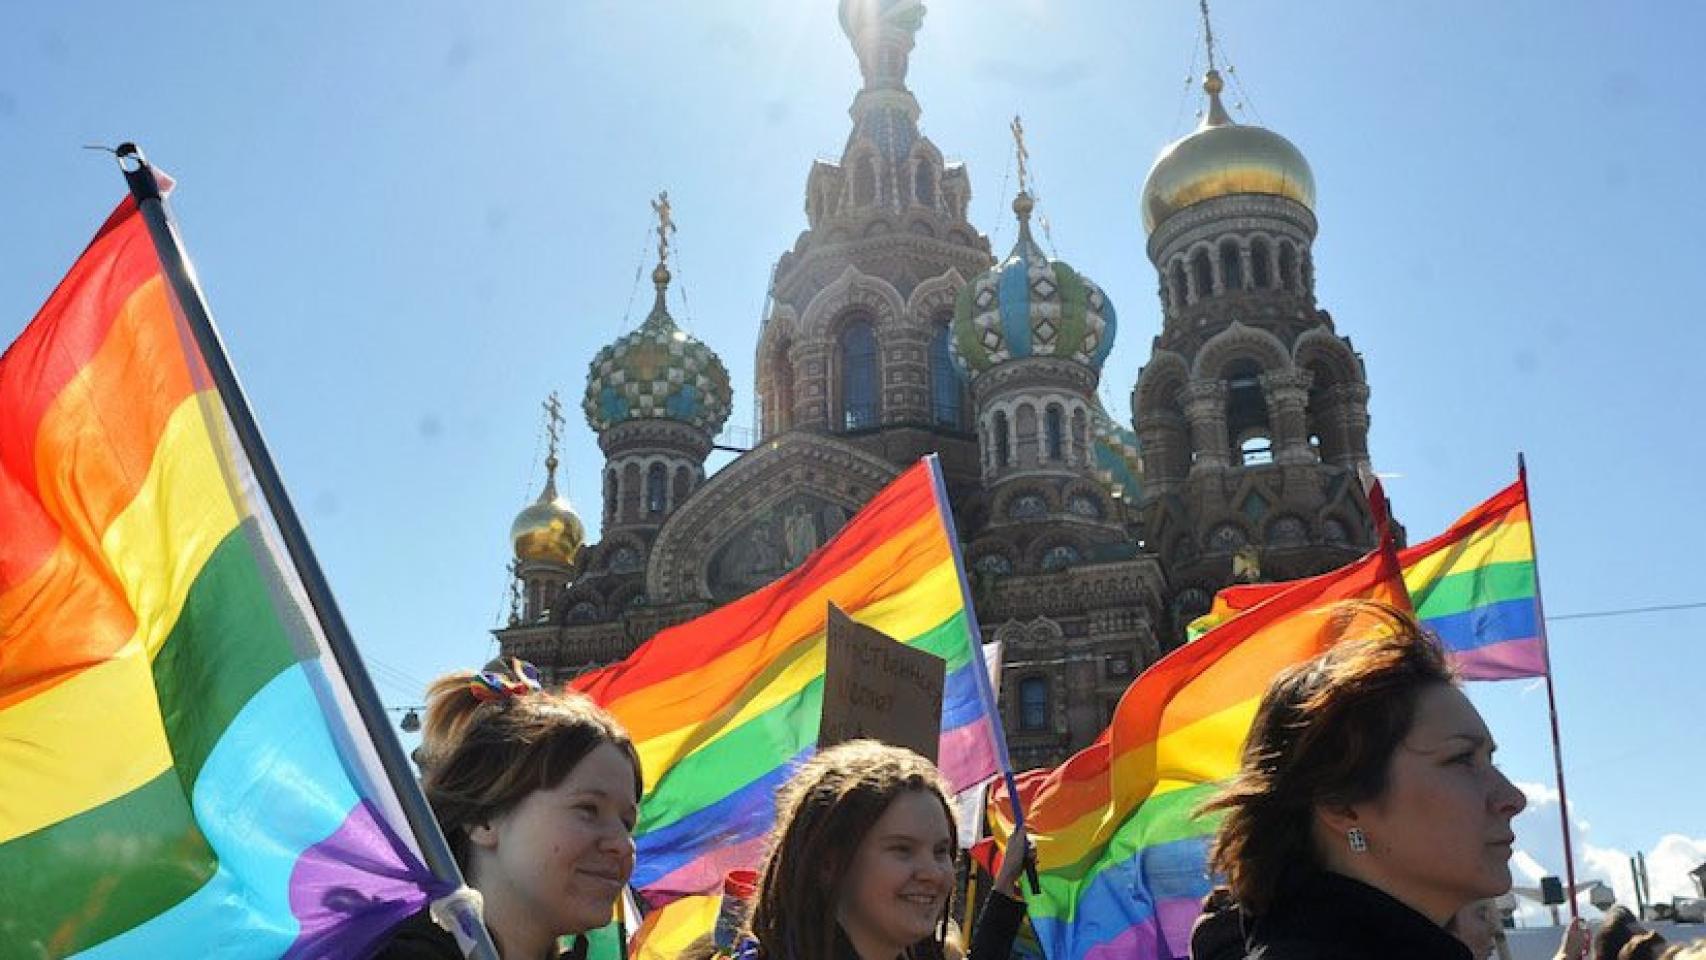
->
left=1513, top=781, right=1561, bottom=805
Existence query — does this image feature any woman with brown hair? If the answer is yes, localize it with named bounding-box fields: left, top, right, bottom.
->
left=375, top=659, right=643, bottom=960
left=742, top=739, right=1027, bottom=960
left=1192, top=603, right=1529, bottom=959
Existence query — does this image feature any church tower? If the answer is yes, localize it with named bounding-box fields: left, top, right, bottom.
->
left=582, top=196, right=733, bottom=588
left=753, top=0, right=992, bottom=491
left=1131, top=36, right=1378, bottom=630
left=507, top=393, right=585, bottom=624
left=949, top=124, right=1139, bottom=574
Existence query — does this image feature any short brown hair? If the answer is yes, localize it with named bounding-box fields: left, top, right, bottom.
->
left=1202, top=602, right=1454, bottom=915
left=418, top=661, right=642, bottom=869
left=748, top=741, right=956, bottom=960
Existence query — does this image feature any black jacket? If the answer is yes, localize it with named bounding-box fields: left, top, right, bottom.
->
left=369, top=908, right=580, bottom=960
left=968, top=891, right=1027, bottom=960
left=1201, top=871, right=1473, bottom=960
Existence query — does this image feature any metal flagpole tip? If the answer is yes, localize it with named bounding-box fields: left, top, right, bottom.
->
left=114, top=142, right=146, bottom=171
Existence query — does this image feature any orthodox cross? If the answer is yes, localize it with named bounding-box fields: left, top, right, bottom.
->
left=1199, top=0, right=1220, bottom=74
left=542, top=390, right=564, bottom=465
left=651, top=190, right=676, bottom=268
left=1009, top=115, right=1030, bottom=196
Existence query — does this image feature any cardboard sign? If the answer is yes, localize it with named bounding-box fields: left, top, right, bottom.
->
left=817, top=603, right=946, bottom=762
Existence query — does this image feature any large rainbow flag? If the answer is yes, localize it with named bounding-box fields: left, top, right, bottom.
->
left=1189, top=475, right=1544, bottom=681
left=0, top=180, right=446, bottom=954
left=572, top=457, right=1003, bottom=906
left=989, top=540, right=1409, bottom=960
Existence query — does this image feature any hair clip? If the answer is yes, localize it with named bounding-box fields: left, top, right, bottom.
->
left=469, top=658, right=544, bottom=702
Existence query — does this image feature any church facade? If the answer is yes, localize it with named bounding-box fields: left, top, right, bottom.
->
left=496, top=0, right=1379, bottom=769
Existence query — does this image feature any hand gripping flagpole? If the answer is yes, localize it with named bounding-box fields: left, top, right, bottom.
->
left=923, top=454, right=1040, bottom=893
left=1521, top=453, right=1580, bottom=922
left=114, top=144, right=501, bottom=960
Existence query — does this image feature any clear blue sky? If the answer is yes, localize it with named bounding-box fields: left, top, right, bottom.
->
left=4, top=1, right=1701, bottom=914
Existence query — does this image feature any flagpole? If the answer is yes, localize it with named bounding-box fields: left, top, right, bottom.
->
left=115, top=144, right=500, bottom=960
left=923, top=454, right=1039, bottom=892
left=1520, top=453, right=1579, bottom=923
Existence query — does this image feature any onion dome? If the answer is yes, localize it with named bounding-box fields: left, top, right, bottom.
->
left=1141, top=69, right=1315, bottom=233
left=510, top=453, right=585, bottom=567
left=1090, top=403, right=1145, bottom=505
left=583, top=263, right=732, bottom=436
left=950, top=191, right=1117, bottom=377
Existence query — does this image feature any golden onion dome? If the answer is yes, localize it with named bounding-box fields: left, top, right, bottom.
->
left=510, top=456, right=584, bottom=567
left=1141, top=70, right=1315, bottom=233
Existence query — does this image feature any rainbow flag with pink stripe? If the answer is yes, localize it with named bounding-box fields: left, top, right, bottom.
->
left=1189, top=476, right=1545, bottom=681
left=0, top=185, right=445, bottom=955
left=573, top=457, right=1003, bottom=907
left=989, top=541, right=1410, bottom=960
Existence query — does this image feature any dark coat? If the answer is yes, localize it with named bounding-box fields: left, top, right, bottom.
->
left=1233, top=871, right=1474, bottom=960
left=369, top=908, right=580, bottom=960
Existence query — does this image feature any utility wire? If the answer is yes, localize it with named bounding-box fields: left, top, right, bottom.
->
left=1549, top=599, right=1706, bottom=623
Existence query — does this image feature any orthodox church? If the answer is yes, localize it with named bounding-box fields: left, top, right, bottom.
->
left=496, top=0, right=1378, bottom=767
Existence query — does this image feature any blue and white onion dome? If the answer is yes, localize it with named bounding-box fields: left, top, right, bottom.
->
left=583, top=263, right=733, bottom=436
left=950, top=191, right=1117, bottom=378
left=1091, top=402, right=1145, bottom=505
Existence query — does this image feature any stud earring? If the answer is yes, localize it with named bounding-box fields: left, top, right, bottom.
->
left=1347, top=826, right=1369, bottom=854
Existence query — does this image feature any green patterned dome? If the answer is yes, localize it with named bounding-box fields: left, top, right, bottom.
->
left=950, top=193, right=1117, bottom=378
left=1091, top=402, right=1144, bottom=505
left=583, top=265, right=732, bottom=435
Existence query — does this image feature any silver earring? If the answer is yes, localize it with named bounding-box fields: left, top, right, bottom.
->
left=1347, top=826, right=1369, bottom=853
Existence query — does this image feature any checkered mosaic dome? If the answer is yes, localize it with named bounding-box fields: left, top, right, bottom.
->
left=949, top=227, right=1117, bottom=378
left=1091, top=404, right=1145, bottom=504
left=582, top=306, right=732, bottom=435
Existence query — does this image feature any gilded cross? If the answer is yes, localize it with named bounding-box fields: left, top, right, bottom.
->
left=651, top=190, right=676, bottom=267
left=542, top=391, right=564, bottom=462
left=1010, top=115, right=1030, bottom=196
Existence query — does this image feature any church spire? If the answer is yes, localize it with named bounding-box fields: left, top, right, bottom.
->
left=644, top=190, right=676, bottom=326
left=1197, top=0, right=1232, bottom=127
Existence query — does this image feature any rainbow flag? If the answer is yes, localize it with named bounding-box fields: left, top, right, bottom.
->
left=0, top=183, right=444, bottom=954
left=572, top=457, right=1002, bottom=907
left=1187, top=476, right=1544, bottom=681
left=990, top=541, right=1409, bottom=960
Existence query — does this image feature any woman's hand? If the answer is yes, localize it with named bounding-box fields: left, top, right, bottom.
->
left=993, top=826, right=1032, bottom=899
left=1552, top=918, right=1588, bottom=960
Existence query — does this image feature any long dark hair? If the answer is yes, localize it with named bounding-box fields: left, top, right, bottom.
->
left=1202, top=602, right=1454, bottom=915
left=748, top=740, right=956, bottom=960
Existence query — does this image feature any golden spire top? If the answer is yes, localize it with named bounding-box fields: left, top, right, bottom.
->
left=1197, top=0, right=1232, bottom=126
left=541, top=391, right=564, bottom=489
left=650, top=190, right=676, bottom=285
left=1010, top=114, right=1035, bottom=225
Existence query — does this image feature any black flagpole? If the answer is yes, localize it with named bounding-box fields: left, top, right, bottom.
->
left=114, top=144, right=500, bottom=960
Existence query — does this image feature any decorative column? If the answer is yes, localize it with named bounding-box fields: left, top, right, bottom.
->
left=1184, top=380, right=1231, bottom=475
left=1136, top=410, right=1189, bottom=494
left=1261, top=369, right=1315, bottom=465
left=1325, top=382, right=1372, bottom=471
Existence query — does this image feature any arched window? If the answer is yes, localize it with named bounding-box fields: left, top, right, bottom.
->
left=839, top=319, right=878, bottom=430
left=622, top=461, right=642, bottom=522
left=646, top=463, right=668, bottom=515
left=673, top=465, right=692, bottom=505
left=1192, top=248, right=1214, bottom=299
left=1171, top=261, right=1189, bottom=308
left=1019, top=677, right=1050, bottom=731
left=854, top=155, right=877, bottom=206
left=994, top=410, right=1012, bottom=466
left=1251, top=239, right=1272, bottom=289
left=1302, top=250, right=1315, bottom=292
left=603, top=469, right=617, bottom=526
left=1279, top=242, right=1298, bottom=292
left=1240, top=433, right=1273, bottom=466
left=1045, top=405, right=1065, bottom=461
left=1071, top=407, right=1089, bottom=464
left=1220, top=240, right=1244, bottom=292
left=929, top=324, right=962, bottom=427
left=1224, top=360, right=1271, bottom=466
left=914, top=162, right=935, bottom=208
left=768, top=337, right=794, bottom=436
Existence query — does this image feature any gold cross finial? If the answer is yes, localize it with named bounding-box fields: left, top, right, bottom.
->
left=542, top=391, right=564, bottom=466
left=1198, top=0, right=1219, bottom=74
left=1010, top=115, right=1030, bottom=196
left=651, top=190, right=676, bottom=267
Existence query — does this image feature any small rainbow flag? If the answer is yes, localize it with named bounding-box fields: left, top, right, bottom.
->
left=990, top=541, right=1409, bottom=960
left=572, top=456, right=1003, bottom=906
left=1188, top=475, right=1544, bottom=681
left=1, top=181, right=445, bottom=954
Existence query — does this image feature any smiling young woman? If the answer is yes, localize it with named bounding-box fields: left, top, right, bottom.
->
left=374, top=659, right=643, bottom=960
left=1192, top=602, right=1529, bottom=960
left=743, top=741, right=961, bottom=960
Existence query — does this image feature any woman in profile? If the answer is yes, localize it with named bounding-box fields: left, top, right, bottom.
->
left=1192, top=603, right=1528, bottom=959
left=376, top=659, right=643, bottom=960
